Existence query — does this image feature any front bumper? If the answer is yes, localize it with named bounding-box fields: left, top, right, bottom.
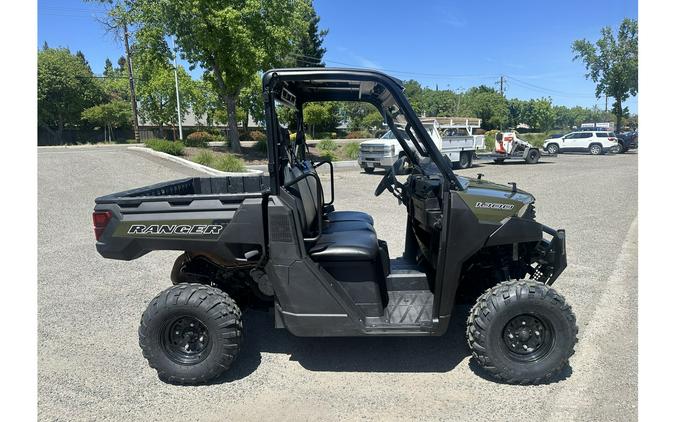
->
left=534, top=225, right=567, bottom=285
left=358, top=154, right=396, bottom=169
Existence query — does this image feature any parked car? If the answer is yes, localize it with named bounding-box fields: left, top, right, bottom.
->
left=543, top=131, right=618, bottom=155
left=616, top=131, right=638, bottom=153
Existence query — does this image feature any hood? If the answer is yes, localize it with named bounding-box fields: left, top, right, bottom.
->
left=457, top=176, right=535, bottom=222
left=360, top=138, right=397, bottom=146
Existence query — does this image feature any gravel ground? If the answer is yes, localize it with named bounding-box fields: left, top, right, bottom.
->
left=38, top=147, right=638, bottom=421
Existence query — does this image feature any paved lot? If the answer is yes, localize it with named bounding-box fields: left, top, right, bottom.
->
left=38, top=147, right=638, bottom=421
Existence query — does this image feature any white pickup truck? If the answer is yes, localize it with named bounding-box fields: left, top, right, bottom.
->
left=358, top=117, right=485, bottom=173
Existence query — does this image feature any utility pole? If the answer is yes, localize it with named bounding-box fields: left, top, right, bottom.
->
left=123, top=21, right=141, bottom=143
left=171, top=37, right=183, bottom=140
left=499, top=76, right=505, bottom=96
left=604, top=94, right=608, bottom=112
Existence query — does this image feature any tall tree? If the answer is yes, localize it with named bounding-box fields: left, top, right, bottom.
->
left=293, top=1, right=328, bottom=66
left=38, top=47, right=104, bottom=143
left=136, top=0, right=311, bottom=152
left=572, top=18, right=638, bottom=130
left=103, top=58, right=114, bottom=76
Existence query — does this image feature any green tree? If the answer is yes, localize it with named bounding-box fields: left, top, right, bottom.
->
left=136, top=65, right=201, bottom=139
left=572, top=18, right=638, bottom=130
left=464, top=86, right=508, bottom=130
left=103, top=58, right=114, bottom=76
left=81, top=100, right=132, bottom=142
left=136, top=0, right=311, bottom=152
left=38, top=47, right=104, bottom=143
left=361, top=110, right=384, bottom=131
left=303, top=102, right=331, bottom=137
left=293, top=1, right=328, bottom=67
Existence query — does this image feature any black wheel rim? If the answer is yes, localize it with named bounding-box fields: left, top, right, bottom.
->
left=501, top=314, right=555, bottom=362
left=162, top=316, right=211, bottom=365
left=529, top=151, right=538, bottom=160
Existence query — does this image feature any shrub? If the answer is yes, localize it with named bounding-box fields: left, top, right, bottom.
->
left=249, top=130, right=266, bottom=142
left=317, top=139, right=338, bottom=152
left=519, top=132, right=547, bottom=148
left=345, top=130, right=371, bottom=139
left=344, top=141, right=360, bottom=160
left=193, top=150, right=215, bottom=167
left=316, top=131, right=338, bottom=140
left=320, top=150, right=339, bottom=161
left=186, top=131, right=215, bottom=148
left=213, top=154, right=246, bottom=172
left=482, top=129, right=499, bottom=151
left=254, top=139, right=267, bottom=154
left=145, top=139, right=184, bottom=156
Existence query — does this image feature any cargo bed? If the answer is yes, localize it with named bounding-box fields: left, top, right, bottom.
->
left=94, top=175, right=270, bottom=261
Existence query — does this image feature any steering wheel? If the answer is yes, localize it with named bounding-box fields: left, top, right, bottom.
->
left=374, top=156, right=406, bottom=197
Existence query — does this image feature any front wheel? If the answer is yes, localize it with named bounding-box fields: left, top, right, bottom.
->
left=139, top=283, right=242, bottom=385
left=616, top=143, right=626, bottom=154
left=466, top=280, right=578, bottom=384
left=546, top=144, right=559, bottom=154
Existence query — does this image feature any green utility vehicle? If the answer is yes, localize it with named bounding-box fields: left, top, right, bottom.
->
left=94, top=68, right=577, bottom=385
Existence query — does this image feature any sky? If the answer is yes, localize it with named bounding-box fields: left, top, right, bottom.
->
left=38, top=0, right=638, bottom=112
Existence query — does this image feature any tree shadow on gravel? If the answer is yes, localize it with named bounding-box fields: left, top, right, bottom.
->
left=208, top=305, right=474, bottom=385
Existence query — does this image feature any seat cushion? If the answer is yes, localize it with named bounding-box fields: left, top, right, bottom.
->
left=322, top=220, right=375, bottom=234
left=309, top=230, right=379, bottom=262
left=326, top=210, right=374, bottom=226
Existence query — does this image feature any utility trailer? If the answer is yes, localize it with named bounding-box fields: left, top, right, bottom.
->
left=483, top=131, right=555, bottom=164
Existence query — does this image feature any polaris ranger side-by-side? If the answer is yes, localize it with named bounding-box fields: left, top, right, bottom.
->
left=93, top=68, right=577, bottom=385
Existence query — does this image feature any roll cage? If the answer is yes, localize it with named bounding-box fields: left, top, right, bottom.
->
left=261, top=68, right=464, bottom=193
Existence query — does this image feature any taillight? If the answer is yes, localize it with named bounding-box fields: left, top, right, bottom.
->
left=609, top=137, right=617, bottom=142
left=93, top=211, right=112, bottom=241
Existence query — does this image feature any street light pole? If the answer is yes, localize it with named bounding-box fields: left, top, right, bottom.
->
left=171, top=37, right=183, bottom=140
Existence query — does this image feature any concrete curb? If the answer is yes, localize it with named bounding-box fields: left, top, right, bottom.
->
left=38, top=143, right=145, bottom=149
left=128, top=146, right=264, bottom=176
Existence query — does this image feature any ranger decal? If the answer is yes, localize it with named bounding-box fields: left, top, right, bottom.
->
left=127, top=224, right=224, bottom=235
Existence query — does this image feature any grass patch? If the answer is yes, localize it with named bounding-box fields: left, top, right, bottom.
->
left=145, top=139, right=184, bottom=156
left=317, top=139, right=338, bottom=152
left=213, top=154, right=246, bottom=172
left=193, top=150, right=215, bottom=166
left=344, top=141, right=360, bottom=159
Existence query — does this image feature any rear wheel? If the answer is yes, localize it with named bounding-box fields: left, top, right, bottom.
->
left=457, top=152, right=472, bottom=169
left=466, top=280, right=578, bottom=384
left=363, top=167, right=375, bottom=174
left=589, top=144, right=602, bottom=155
left=525, top=149, right=541, bottom=164
left=139, top=283, right=242, bottom=385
